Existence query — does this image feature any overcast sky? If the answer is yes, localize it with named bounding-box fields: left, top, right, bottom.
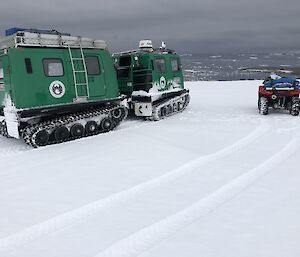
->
left=1, top=0, right=299, bottom=53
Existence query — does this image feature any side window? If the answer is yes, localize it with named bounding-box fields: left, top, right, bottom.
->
left=119, top=56, right=131, bottom=67
left=0, top=61, right=3, bottom=79
left=43, top=59, right=64, bottom=77
left=155, top=58, right=166, bottom=73
left=171, top=58, right=181, bottom=72
left=85, top=56, right=101, bottom=75
left=25, top=58, right=33, bottom=74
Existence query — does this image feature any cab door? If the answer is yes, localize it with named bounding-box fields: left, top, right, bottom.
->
left=154, top=57, right=168, bottom=91
left=0, top=54, right=11, bottom=106
left=84, top=54, right=106, bottom=98
left=0, top=57, right=5, bottom=105
left=170, top=57, right=184, bottom=89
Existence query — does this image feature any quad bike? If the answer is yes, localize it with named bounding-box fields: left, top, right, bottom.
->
left=258, top=75, right=300, bottom=116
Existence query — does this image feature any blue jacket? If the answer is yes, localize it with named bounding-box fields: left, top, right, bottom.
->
left=263, top=77, right=300, bottom=90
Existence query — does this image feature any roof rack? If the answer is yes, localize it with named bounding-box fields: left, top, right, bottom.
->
left=0, top=31, right=107, bottom=50
left=113, top=48, right=176, bottom=56
left=112, top=49, right=141, bottom=56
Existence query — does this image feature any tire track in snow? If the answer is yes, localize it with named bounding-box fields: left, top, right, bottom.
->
left=0, top=119, right=150, bottom=180
left=0, top=119, right=145, bottom=157
left=93, top=133, right=300, bottom=257
left=0, top=114, right=255, bottom=162
left=0, top=124, right=267, bottom=253
left=0, top=145, right=31, bottom=160
left=0, top=119, right=145, bottom=164
left=116, top=119, right=147, bottom=131
left=0, top=135, right=32, bottom=160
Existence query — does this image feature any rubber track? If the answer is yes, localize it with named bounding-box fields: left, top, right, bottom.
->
left=22, top=105, right=128, bottom=148
left=0, top=120, right=9, bottom=138
left=151, top=92, right=190, bottom=121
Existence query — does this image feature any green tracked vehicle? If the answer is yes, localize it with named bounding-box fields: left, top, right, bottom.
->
left=113, top=40, right=190, bottom=120
left=0, top=29, right=127, bottom=147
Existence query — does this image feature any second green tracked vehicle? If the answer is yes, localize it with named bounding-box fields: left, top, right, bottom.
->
left=113, top=40, right=190, bottom=120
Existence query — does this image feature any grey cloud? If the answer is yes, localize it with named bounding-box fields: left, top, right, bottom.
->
left=0, top=0, right=299, bottom=53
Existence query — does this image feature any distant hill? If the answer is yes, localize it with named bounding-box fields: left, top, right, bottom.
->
left=242, top=67, right=300, bottom=78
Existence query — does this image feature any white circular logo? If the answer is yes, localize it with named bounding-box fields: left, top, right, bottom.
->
left=160, top=77, right=166, bottom=89
left=49, top=81, right=65, bottom=98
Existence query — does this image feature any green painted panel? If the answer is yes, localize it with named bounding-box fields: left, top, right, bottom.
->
left=114, top=51, right=184, bottom=94
left=5, top=47, right=119, bottom=110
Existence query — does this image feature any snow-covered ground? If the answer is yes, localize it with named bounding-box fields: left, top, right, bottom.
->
left=1, top=81, right=300, bottom=257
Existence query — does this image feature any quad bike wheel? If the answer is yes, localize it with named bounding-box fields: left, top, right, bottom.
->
left=259, top=96, right=269, bottom=115
left=290, top=97, right=300, bottom=116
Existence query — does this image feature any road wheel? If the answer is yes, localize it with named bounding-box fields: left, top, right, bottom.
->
left=161, top=106, right=168, bottom=117
left=173, top=102, right=178, bottom=112
left=100, top=118, right=113, bottom=131
left=70, top=123, right=84, bottom=137
left=112, top=108, right=122, bottom=119
left=167, top=104, right=173, bottom=115
left=35, top=130, right=49, bottom=146
left=54, top=126, right=70, bottom=141
left=85, top=121, right=98, bottom=134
